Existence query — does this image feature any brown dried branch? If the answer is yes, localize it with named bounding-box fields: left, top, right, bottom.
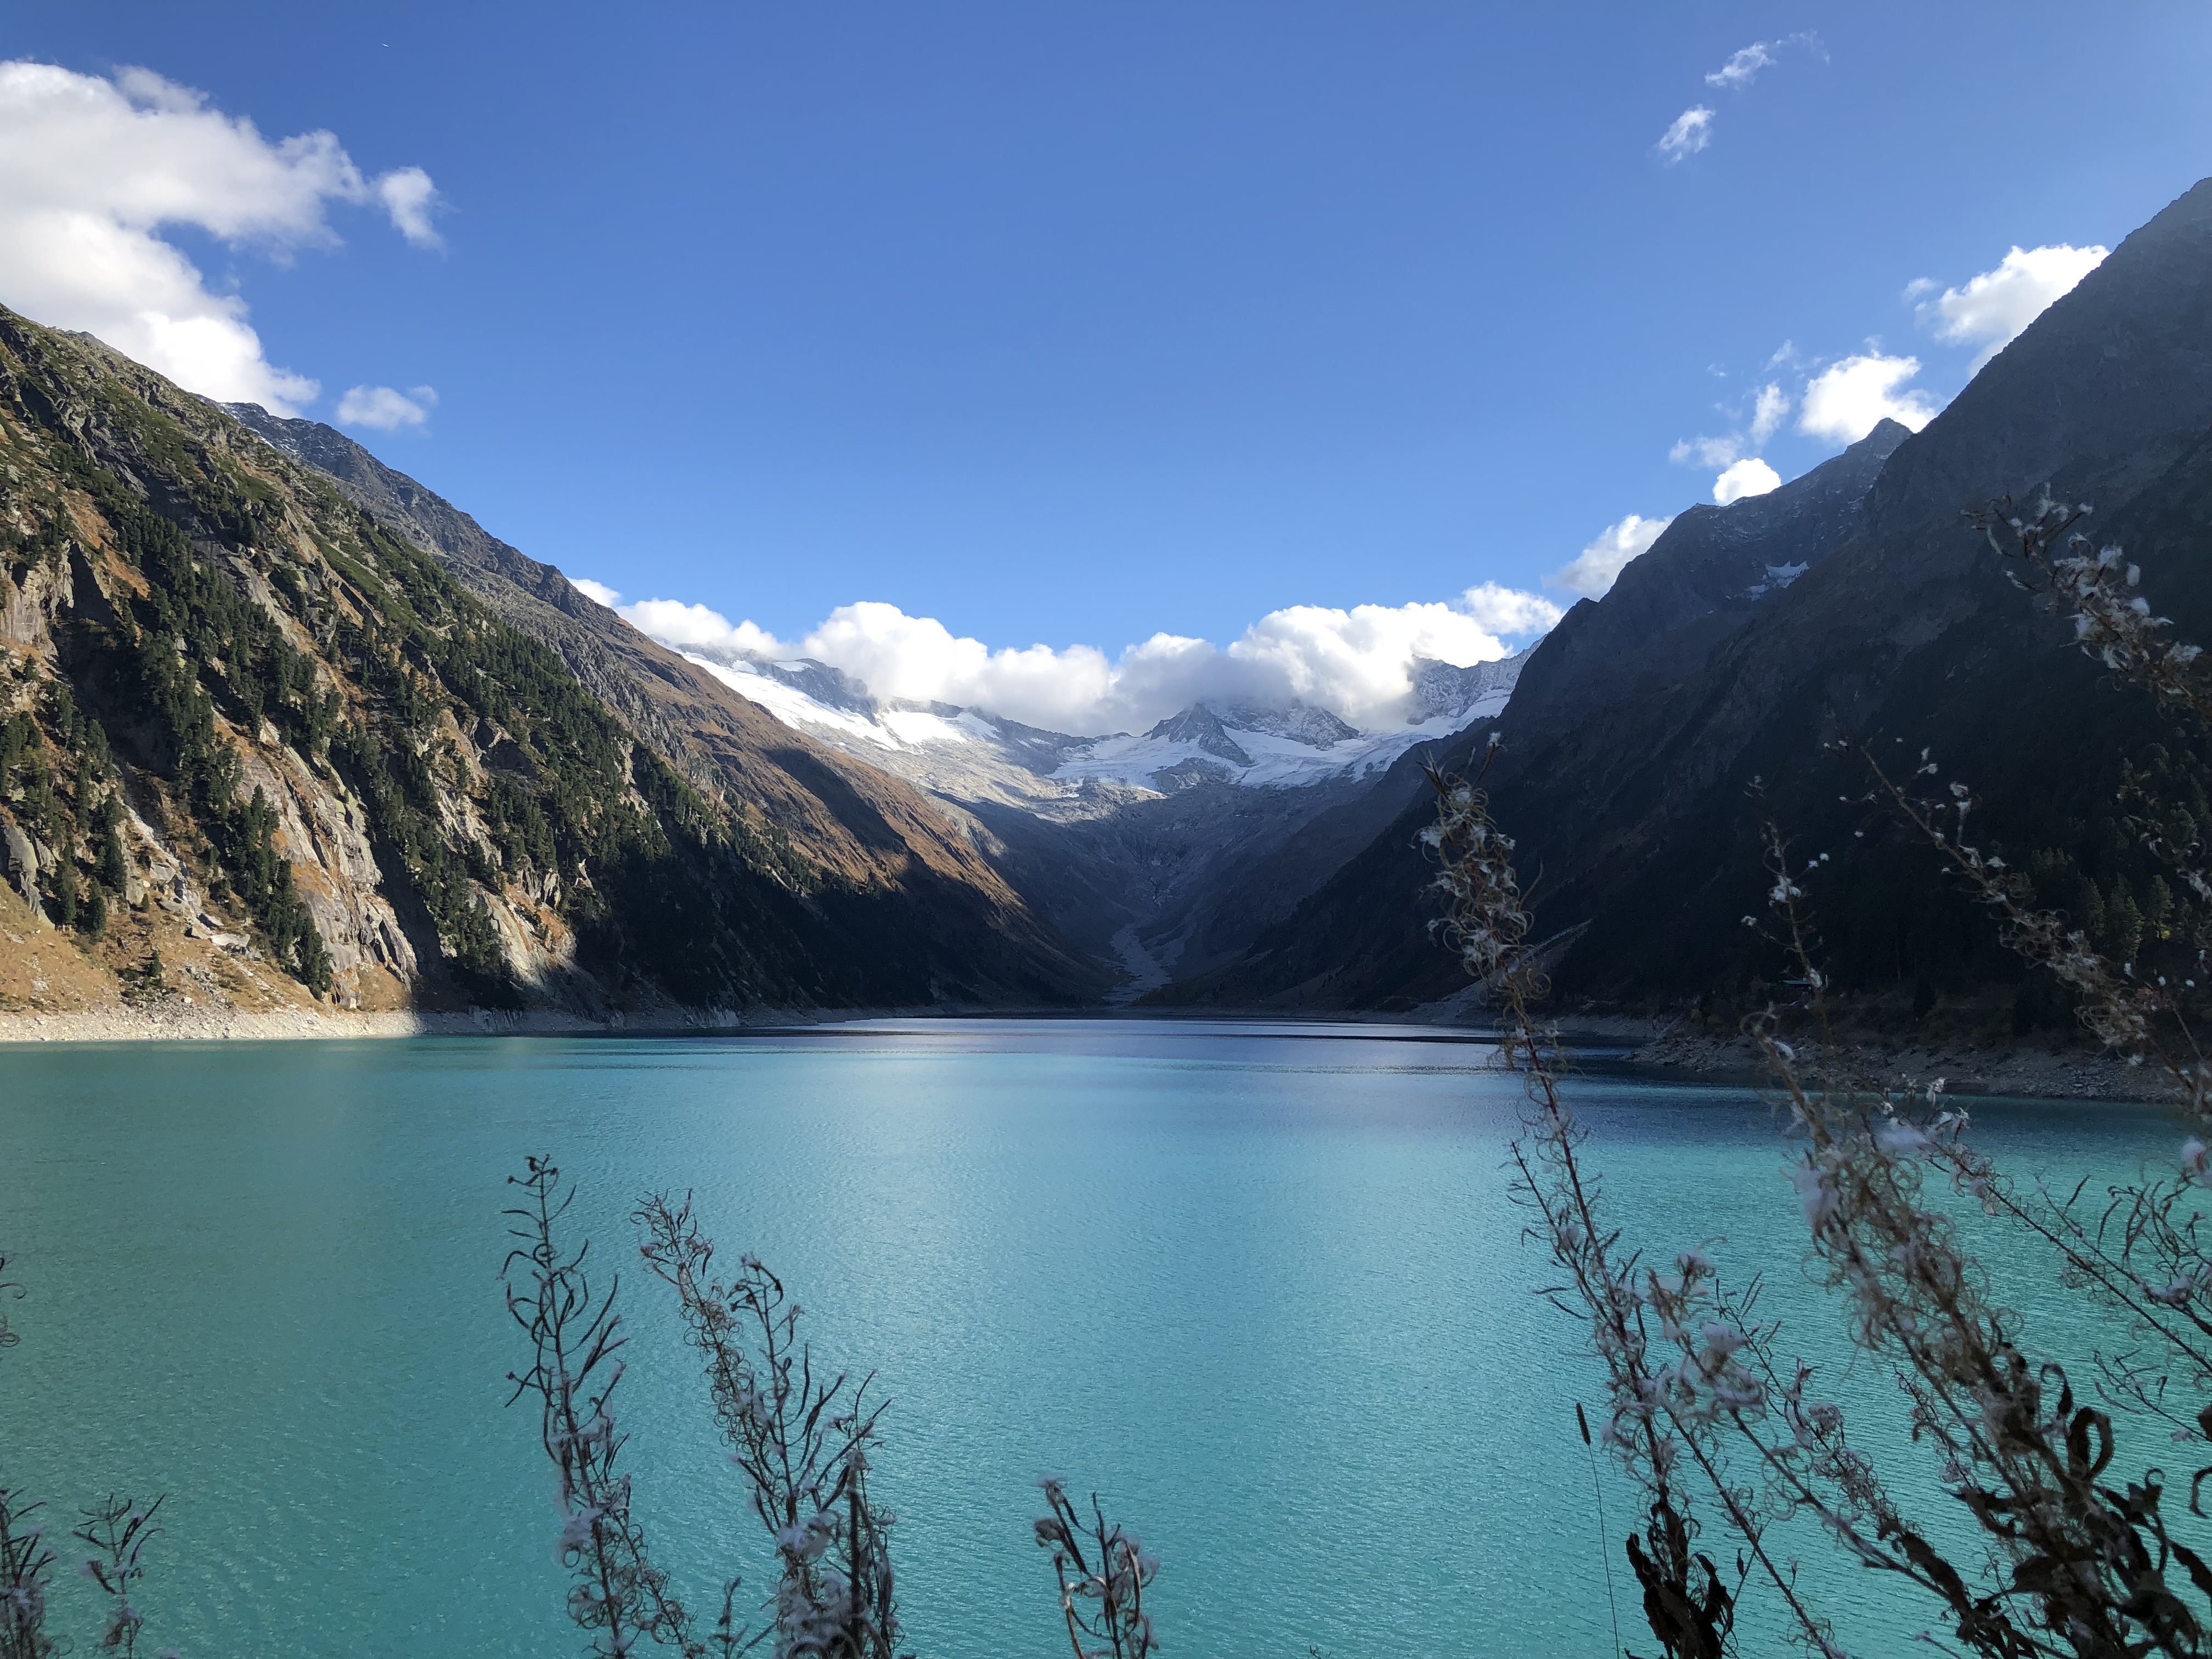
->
left=1032, top=1479, right=1158, bottom=1659
left=1425, top=756, right=1829, bottom=1657
left=503, top=1157, right=703, bottom=1659
left=635, top=1194, right=898, bottom=1659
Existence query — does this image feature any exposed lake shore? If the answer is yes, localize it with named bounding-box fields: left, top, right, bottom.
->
left=0, top=1004, right=860, bottom=1042
left=0, top=1001, right=2178, bottom=1109
left=1562, top=1015, right=2171, bottom=1107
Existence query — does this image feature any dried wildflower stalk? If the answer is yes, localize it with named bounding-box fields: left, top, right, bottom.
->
left=1720, top=496, right=2212, bottom=1653
left=1433, top=749, right=2212, bottom=1654
left=1431, top=490, right=2212, bottom=1657
left=1425, top=751, right=1829, bottom=1657
left=1883, top=492, right=2212, bottom=1114
left=1861, top=746, right=2212, bottom=1419
left=1032, top=1478, right=1159, bottom=1659
left=636, top=1194, right=898, bottom=1659
left=1980, top=494, right=2212, bottom=727
left=0, top=1248, right=173, bottom=1659
left=74, top=1496, right=165, bottom=1659
left=1736, top=831, right=2212, bottom=1658
left=504, top=1158, right=704, bottom=1659
left=510, top=1166, right=1156, bottom=1658
left=1852, top=498, right=2212, bottom=1430
left=0, top=1485, right=54, bottom=1659
left=0, top=1251, right=49, bottom=1659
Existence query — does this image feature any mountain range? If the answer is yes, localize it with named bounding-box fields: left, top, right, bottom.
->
left=5, top=178, right=2212, bottom=1029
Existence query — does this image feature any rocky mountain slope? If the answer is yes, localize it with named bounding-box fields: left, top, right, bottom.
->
left=0, top=307, right=1104, bottom=1022
left=1507, top=420, right=1909, bottom=734
left=1159, top=177, right=2212, bottom=1022
left=222, top=402, right=1114, bottom=995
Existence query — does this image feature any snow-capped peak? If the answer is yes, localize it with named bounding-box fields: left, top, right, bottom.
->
left=661, top=642, right=1530, bottom=810
left=1140, top=701, right=1362, bottom=764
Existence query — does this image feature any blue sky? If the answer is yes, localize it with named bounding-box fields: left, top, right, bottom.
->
left=3, top=2, right=2209, bottom=730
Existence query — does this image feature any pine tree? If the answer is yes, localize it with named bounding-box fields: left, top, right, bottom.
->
left=2107, top=876, right=2145, bottom=966
left=49, top=857, right=76, bottom=929
left=2074, top=876, right=2107, bottom=942
left=94, top=794, right=128, bottom=894
left=2147, top=873, right=2175, bottom=943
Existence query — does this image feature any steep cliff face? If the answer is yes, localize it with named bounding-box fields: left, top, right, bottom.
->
left=0, top=308, right=1103, bottom=1020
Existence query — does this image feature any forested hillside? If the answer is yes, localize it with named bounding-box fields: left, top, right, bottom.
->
left=0, top=308, right=1101, bottom=1019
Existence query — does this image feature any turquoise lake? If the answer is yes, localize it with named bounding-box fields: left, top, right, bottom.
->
left=0, top=1021, right=2194, bottom=1657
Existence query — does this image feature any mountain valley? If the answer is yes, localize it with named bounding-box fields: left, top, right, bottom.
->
left=9, top=179, right=2212, bottom=1035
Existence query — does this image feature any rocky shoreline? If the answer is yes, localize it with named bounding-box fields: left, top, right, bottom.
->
left=1587, top=1018, right=2173, bottom=1107
left=0, top=1004, right=831, bottom=1043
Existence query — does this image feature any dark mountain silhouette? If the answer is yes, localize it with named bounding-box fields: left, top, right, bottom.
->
left=1156, top=178, right=2212, bottom=1017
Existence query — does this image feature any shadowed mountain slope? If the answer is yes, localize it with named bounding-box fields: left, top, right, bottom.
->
left=1159, top=178, right=2212, bottom=1015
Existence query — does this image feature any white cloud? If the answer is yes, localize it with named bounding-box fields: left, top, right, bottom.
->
left=1705, top=43, right=1778, bottom=89
left=622, top=597, right=793, bottom=661
left=1712, top=457, right=1781, bottom=504
left=0, top=60, right=441, bottom=414
left=1548, top=514, right=1672, bottom=600
left=1658, top=107, right=1713, bottom=162
left=1666, top=35, right=1821, bottom=163
left=1747, top=382, right=1790, bottom=444
left=608, top=582, right=1561, bottom=737
left=336, top=382, right=437, bottom=431
left=1797, top=352, right=1940, bottom=444
left=1459, top=581, right=1565, bottom=636
left=1671, top=383, right=1789, bottom=472
left=1915, top=243, right=2108, bottom=373
left=1670, top=434, right=1740, bottom=468
left=1703, top=33, right=1823, bottom=91
left=571, top=577, right=622, bottom=608
left=375, top=166, right=442, bottom=247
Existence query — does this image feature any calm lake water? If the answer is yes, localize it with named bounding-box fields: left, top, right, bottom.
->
left=0, top=1021, right=2193, bottom=1657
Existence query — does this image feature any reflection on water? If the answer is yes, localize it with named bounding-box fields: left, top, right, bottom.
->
left=0, top=1024, right=2185, bottom=1657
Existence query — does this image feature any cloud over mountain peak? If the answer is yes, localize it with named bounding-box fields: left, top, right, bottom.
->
left=594, top=583, right=1562, bottom=737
